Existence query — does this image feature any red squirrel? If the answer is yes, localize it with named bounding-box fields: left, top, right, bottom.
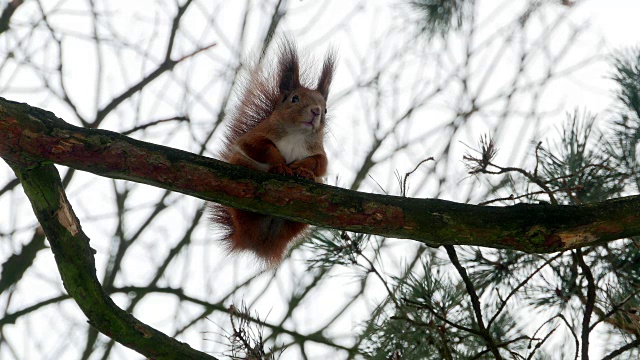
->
left=210, top=39, right=335, bottom=265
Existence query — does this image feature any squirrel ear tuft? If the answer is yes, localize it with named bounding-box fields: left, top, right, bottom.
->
left=317, top=49, right=336, bottom=101
left=277, top=38, right=300, bottom=95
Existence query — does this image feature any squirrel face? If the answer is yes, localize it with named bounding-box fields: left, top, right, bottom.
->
left=275, top=87, right=327, bottom=134
left=268, top=39, right=334, bottom=138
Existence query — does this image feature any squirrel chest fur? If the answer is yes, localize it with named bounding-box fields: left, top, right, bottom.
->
left=209, top=39, right=335, bottom=265
left=274, top=132, right=314, bottom=164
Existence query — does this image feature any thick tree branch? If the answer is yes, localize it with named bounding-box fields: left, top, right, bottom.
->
left=6, top=162, right=215, bottom=360
left=2, top=97, right=640, bottom=253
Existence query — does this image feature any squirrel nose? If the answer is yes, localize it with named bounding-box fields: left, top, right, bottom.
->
left=311, top=107, right=321, bottom=117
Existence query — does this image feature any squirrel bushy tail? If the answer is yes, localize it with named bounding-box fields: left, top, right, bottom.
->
left=210, top=205, right=308, bottom=264
left=209, top=38, right=335, bottom=265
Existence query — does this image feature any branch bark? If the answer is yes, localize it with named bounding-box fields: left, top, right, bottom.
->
left=2, top=97, right=640, bottom=254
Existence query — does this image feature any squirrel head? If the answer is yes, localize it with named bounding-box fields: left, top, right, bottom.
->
left=223, top=39, right=336, bottom=149
left=269, top=39, right=336, bottom=135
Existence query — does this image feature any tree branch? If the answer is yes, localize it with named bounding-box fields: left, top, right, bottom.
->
left=2, top=97, right=640, bottom=253
left=0, top=228, right=46, bottom=294
left=576, top=249, right=596, bottom=360
left=445, top=245, right=503, bottom=359
left=6, top=162, right=215, bottom=359
left=0, top=0, right=23, bottom=34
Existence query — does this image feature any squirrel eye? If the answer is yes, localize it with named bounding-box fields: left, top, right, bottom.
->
left=291, top=95, right=299, bottom=103
left=324, top=108, right=328, bottom=114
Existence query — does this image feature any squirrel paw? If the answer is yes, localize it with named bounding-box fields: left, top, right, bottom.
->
left=268, top=163, right=293, bottom=177
left=293, top=168, right=316, bottom=181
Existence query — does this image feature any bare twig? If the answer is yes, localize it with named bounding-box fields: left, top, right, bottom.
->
left=402, top=157, right=434, bottom=197
left=488, top=252, right=564, bottom=328
left=590, top=287, right=640, bottom=331
left=0, top=0, right=23, bottom=34
left=575, top=249, right=596, bottom=360
left=121, top=115, right=189, bottom=135
left=445, top=245, right=503, bottom=360
left=400, top=297, right=482, bottom=335
left=601, top=337, right=640, bottom=360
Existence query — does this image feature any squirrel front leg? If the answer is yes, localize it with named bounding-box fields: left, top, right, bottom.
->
left=288, top=154, right=327, bottom=181
left=237, top=134, right=293, bottom=176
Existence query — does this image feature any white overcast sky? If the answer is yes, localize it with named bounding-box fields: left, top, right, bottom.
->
left=2, top=0, right=640, bottom=359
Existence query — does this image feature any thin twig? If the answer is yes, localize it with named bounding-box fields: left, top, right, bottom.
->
left=445, top=245, right=503, bottom=360
left=400, top=297, right=482, bottom=335
left=402, top=157, right=434, bottom=197
left=488, top=252, right=564, bottom=328
left=534, top=141, right=542, bottom=178
left=121, top=116, right=190, bottom=135
left=575, top=249, right=596, bottom=360
left=589, top=287, right=640, bottom=331
left=601, top=337, right=640, bottom=360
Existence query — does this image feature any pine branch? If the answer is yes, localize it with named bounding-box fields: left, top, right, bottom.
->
left=3, top=97, right=640, bottom=253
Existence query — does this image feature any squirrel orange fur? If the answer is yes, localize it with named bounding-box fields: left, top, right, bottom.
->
left=209, top=39, right=335, bottom=265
